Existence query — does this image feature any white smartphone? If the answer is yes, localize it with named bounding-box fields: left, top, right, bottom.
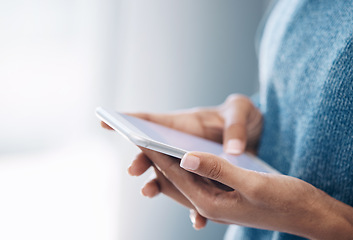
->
left=96, top=107, right=280, bottom=174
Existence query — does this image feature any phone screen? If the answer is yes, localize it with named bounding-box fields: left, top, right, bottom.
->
left=97, top=107, right=279, bottom=174
left=117, top=114, right=279, bottom=174
left=120, top=114, right=224, bottom=154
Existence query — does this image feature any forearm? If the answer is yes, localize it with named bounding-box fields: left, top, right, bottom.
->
left=304, top=190, right=353, bottom=240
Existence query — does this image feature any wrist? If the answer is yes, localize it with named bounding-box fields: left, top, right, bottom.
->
left=305, top=190, right=353, bottom=240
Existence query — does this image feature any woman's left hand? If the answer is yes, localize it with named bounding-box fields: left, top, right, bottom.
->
left=139, top=148, right=353, bottom=240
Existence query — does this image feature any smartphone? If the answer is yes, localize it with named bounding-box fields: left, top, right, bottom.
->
left=96, top=107, right=280, bottom=174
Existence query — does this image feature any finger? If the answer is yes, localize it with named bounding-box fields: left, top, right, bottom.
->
left=126, top=112, right=174, bottom=127
left=140, top=148, right=218, bottom=206
left=128, top=153, right=153, bottom=176
left=142, top=149, right=250, bottom=225
left=189, top=209, right=208, bottom=230
left=141, top=178, right=161, bottom=198
left=180, top=151, right=251, bottom=190
left=138, top=163, right=195, bottom=209
left=220, top=95, right=253, bottom=155
left=139, top=147, right=182, bottom=177
left=101, top=121, right=113, bottom=130
left=151, top=165, right=195, bottom=209
left=191, top=208, right=232, bottom=226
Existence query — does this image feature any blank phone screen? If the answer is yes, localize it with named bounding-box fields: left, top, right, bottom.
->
left=119, top=114, right=279, bottom=174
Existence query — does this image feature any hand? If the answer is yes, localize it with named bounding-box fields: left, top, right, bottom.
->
left=101, top=94, right=263, bottom=154
left=141, top=149, right=353, bottom=239
left=102, top=94, right=263, bottom=229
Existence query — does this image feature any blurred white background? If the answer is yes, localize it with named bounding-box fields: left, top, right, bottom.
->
left=0, top=0, right=269, bottom=239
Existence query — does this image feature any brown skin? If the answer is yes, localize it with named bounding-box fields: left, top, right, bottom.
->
left=102, top=94, right=353, bottom=239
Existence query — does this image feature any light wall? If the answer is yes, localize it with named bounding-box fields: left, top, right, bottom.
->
left=114, top=1, right=268, bottom=240
left=0, top=1, right=268, bottom=240
left=114, top=1, right=267, bottom=112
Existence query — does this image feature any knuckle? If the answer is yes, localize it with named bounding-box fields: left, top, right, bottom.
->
left=206, top=160, right=222, bottom=180
left=225, top=94, right=248, bottom=105
left=229, top=122, right=246, bottom=130
left=161, top=161, right=181, bottom=178
left=221, top=94, right=254, bottom=118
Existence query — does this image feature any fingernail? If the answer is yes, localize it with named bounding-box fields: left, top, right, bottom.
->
left=180, top=153, right=200, bottom=170
left=127, top=166, right=134, bottom=176
left=141, top=187, right=148, bottom=197
left=226, top=139, right=243, bottom=154
left=189, top=209, right=196, bottom=224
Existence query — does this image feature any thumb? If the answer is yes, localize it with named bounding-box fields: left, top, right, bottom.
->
left=180, top=151, right=248, bottom=188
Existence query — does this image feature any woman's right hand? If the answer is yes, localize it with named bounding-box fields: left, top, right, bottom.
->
left=101, top=94, right=263, bottom=228
left=102, top=94, right=263, bottom=154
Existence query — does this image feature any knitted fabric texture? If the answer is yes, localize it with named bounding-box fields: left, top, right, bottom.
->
left=226, top=0, right=353, bottom=239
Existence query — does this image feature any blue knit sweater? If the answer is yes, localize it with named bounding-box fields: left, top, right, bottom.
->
left=226, top=0, right=353, bottom=239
